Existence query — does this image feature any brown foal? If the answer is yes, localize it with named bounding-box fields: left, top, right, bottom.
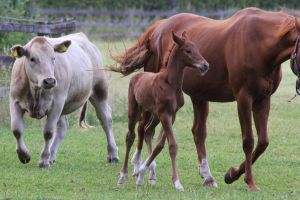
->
left=117, top=31, right=209, bottom=191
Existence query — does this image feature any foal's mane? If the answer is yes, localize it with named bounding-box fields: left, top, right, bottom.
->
left=163, top=42, right=177, bottom=69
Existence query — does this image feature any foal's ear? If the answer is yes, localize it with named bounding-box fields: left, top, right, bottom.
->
left=296, top=17, right=300, bottom=34
left=172, top=31, right=184, bottom=46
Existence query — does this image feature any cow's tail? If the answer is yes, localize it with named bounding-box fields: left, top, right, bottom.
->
left=79, top=102, right=93, bottom=129
left=109, top=20, right=163, bottom=76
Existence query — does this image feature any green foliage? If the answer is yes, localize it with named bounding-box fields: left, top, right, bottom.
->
left=0, top=0, right=33, bottom=52
left=34, top=0, right=300, bottom=10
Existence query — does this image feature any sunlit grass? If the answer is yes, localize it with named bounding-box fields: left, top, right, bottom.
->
left=0, top=41, right=299, bottom=199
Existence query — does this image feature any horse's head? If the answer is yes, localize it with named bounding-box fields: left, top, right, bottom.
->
left=172, top=31, right=209, bottom=75
left=290, top=18, right=300, bottom=94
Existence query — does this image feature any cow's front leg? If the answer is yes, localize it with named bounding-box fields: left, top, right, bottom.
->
left=39, top=106, right=63, bottom=168
left=50, top=115, right=69, bottom=163
left=10, top=100, right=30, bottom=164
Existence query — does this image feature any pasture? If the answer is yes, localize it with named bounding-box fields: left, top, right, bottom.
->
left=0, top=40, right=299, bottom=199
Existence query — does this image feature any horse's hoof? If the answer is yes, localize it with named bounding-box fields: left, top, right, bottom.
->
left=148, top=179, right=157, bottom=185
left=16, top=149, right=31, bottom=164
left=38, top=161, right=50, bottom=168
left=136, top=165, right=147, bottom=186
left=224, top=167, right=235, bottom=184
left=203, top=176, right=218, bottom=188
left=107, top=156, right=119, bottom=163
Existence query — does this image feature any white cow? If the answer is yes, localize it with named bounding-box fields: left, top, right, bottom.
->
left=9, top=32, right=118, bottom=168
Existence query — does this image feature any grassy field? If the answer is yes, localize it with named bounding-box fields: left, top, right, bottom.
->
left=0, top=40, right=300, bottom=200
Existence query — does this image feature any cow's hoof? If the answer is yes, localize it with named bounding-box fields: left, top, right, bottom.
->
left=203, top=176, right=218, bottom=188
left=107, top=156, right=119, bottom=163
left=38, top=161, right=50, bottom=168
left=224, top=167, right=235, bottom=184
left=16, top=149, right=31, bottom=164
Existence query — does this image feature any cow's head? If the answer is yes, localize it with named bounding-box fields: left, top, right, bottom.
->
left=10, top=37, right=71, bottom=90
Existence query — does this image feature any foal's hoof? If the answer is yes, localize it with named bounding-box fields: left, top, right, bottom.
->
left=247, top=184, right=260, bottom=191
left=38, top=161, right=50, bottom=168
left=117, top=172, right=128, bottom=186
left=107, top=156, right=119, bottom=163
left=224, top=167, right=235, bottom=184
left=174, top=180, right=184, bottom=192
left=148, top=179, right=157, bottom=185
left=203, top=176, right=218, bottom=188
left=16, top=149, right=31, bottom=164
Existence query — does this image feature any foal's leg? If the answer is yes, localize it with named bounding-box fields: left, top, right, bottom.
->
left=131, top=112, right=148, bottom=177
left=225, top=96, right=270, bottom=190
left=50, top=115, right=69, bottom=163
left=10, top=100, right=30, bottom=164
left=136, top=129, right=166, bottom=186
left=144, top=114, right=160, bottom=184
left=224, top=90, right=258, bottom=190
left=89, top=96, right=119, bottom=163
left=117, top=96, right=140, bottom=185
left=190, top=98, right=217, bottom=188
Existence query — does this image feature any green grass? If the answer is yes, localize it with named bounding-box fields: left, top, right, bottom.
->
left=0, top=41, right=300, bottom=199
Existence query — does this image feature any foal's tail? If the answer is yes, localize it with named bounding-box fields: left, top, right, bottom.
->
left=110, top=20, right=163, bottom=76
left=79, top=102, right=93, bottom=129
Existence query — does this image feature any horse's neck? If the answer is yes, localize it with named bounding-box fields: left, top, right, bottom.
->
left=165, top=49, right=185, bottom=91
left=272, top=31, right=298, bottom=65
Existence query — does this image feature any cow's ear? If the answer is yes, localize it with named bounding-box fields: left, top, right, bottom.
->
left=10, top=45, right=26, bottom=58
left=54, top=40, right=71, bottom=53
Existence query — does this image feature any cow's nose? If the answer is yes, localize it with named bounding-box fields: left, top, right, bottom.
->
left=43, top=78, right=56, bottom=89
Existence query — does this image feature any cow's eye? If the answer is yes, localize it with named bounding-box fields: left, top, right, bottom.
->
left=30, top=57, right=35, bottom=62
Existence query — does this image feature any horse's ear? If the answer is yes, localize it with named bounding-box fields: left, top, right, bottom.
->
left=172, top=31, right=184, bottom=46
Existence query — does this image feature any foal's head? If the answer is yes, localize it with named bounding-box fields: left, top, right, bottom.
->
left=172, top=31, right=209, bottom=75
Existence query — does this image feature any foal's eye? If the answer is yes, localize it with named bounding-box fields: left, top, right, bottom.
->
left=185, top=50, right=192, bottom=54
left=30, top=57, right=35, bottom=62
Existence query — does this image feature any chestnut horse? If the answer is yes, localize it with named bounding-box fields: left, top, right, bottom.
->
left=113, top=8, right=300, bottom=190
left=115, top=32, right=209, bottom=191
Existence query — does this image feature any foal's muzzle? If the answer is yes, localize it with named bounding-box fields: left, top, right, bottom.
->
left=196, top=62, right=209, bottom=75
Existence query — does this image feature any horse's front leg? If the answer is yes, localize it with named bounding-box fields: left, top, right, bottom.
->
left=191, top=98, right=217, bottom=188
left=224, top=90, right=258, bottom=190
left=10, top=99, right=30, bottom=164
left=39, top=104, right=64, bottom=168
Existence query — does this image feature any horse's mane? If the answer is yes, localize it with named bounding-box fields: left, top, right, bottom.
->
left=276, top=14, right=297, bottom=39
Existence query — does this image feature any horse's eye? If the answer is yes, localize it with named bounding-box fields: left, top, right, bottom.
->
left=30, top=57, right=35, bottom=62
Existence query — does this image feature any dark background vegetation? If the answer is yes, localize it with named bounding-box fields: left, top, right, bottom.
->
left=0, top=0, right=299, bottom=49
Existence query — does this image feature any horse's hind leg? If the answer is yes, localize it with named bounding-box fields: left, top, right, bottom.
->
left=50, top=115, right=68, bottom=163
left=89, top=88, right=118, bottom=163
left=225, top=96, right=270, bottom=191
left=191, top=98, right=217, bottom=188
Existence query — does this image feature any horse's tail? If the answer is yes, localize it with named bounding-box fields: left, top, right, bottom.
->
left=110, top=20, right=163, bottom=76
left=79, top=102, right=93, bottom=129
